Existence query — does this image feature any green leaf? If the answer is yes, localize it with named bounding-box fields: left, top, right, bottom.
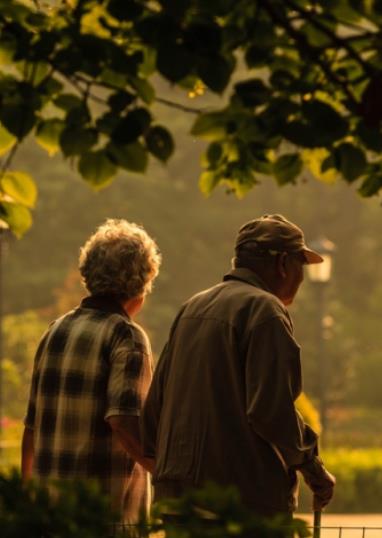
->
left=136, top=12, right=175, bottom=44
left=321, top=154, right=336, bottom=173
left=107, top=142, right=148, bottom=173
left=197, top=54, right=233, bottom=93
left=191, top=112, right=226, bottom=141
left=32, top=62, right=50, bottom=86
left=302, top=23, right=331, bottom=47
left=128, top=77, right=155, bottom=104
left=107, top=0, right=143, bottom=20
left=249, top=148, right=273, bottom=174
left=145, top=126, right=174, bottom=162
left=0, top=37, right=16, bottom=65
left=330, top=2, right=363, bottom=23
left=334, top=143, right=367, bottom=182
left=157, top=44, right=195, bottom=83
left=274, top=153, right=303, bottom=185
left=139, top=47, right=157, bottom=78
left=358, top=173, right=382, bottom=197
left=245, top=45, right=271, bottom=68
left=302, top=100, right=348, bottom=145
left=31, top=31, right=57, bottom=62
left=107, top=91, right=135, bottom=112
left=96, top=112, right=119, bottom=135
left=283, top=122, right=317, bottom=148
left=270, top=70, right=296, bottom=90
left=234, top=79, right=271, bottom=108
left=36, top=119, right=65, bottom=156
left=0, top=123, right=16, bottom=157
left=112, top=108, right=151, bottom=145
left=0, top=201, right=32, bottom=238
left=99, top=68, right=128, bottom=89
left=206, top=142, right=223, bottom=165
left=53, top=94, right=83, bottom=111
left=108, top=48, right=142, bottom=76
left=184, top=22, right=222, bottom=55
left=66, top=105, right=91, bottom=127
left=78, top=150, right=117, bottom=190
left=39, top=77, right=63, bottom=99
left=60, top=127, right=98, bottom=157
left=355, top=121, right=382, bottom=152
left=1, top=171, right=37, bottom=208
left=0, top=105, right=36, bottom=139
left=199, top=171, right=220, bottom=196
left=0, top=2, right=31, bottom=24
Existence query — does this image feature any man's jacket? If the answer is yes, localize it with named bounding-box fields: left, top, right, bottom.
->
left=142, top=268, right=318, bottom=515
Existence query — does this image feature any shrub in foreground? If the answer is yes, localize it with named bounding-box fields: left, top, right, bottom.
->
left=0, top=471, right=310, bottom=537
left=0, top=470, right=113, bottom=538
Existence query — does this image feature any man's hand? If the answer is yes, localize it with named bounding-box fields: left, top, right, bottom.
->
left=106, top=415, right=154, bottom=473
left=298, top=457, right=336, bottom=510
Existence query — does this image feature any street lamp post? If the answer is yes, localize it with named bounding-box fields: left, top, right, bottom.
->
left=306, top=237, right=335, bottom=441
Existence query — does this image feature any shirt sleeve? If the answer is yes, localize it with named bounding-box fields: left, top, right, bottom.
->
left=105, top=323, right=152, bottom=419
left=245, top=315, right=318, bottom=468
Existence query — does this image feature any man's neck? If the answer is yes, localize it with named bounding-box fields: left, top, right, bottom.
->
left=121, top=295, right=144, bottom=318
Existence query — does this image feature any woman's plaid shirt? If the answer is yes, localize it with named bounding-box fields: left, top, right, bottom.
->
left=24, top=295, right=153, bottom=523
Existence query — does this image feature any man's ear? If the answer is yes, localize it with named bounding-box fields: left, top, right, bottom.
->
left=276, top=252, right=288, bottom=279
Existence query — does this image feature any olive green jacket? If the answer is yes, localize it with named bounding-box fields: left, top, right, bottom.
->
left=142, top=268, right=318, bottom=515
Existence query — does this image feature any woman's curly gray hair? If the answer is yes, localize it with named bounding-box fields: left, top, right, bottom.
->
left=79, top=219, right=161, bottom=299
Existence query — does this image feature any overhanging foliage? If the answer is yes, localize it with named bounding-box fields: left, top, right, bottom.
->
left=1, top=0, right=382, bottom=234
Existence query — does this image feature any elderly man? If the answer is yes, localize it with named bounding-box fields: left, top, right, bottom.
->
left=142, top=214, right=335, bottom=519
left=22, top=219, right=161, bottom=524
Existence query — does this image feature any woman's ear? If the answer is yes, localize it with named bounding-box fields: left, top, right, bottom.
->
left=276, top=252, right=288, bottom=279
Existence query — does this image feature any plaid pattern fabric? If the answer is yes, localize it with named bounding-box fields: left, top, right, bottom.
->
left=24, top=296, right=153, bottom=523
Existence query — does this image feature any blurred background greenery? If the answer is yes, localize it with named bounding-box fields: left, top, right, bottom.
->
left=2, top=100, right=382, bottom=513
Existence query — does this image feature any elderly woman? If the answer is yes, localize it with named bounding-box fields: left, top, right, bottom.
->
left=22, top=219, right=161, bottom=524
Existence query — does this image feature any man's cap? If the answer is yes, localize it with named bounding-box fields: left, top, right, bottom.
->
left=235, top=214, right=323, bottom=264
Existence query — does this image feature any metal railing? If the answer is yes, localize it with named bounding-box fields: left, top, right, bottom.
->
left=109, top=522, right=382, bottom=538
left=309, top=527, right=382, bottom=538
left=308, top=510, right=382, bottom=538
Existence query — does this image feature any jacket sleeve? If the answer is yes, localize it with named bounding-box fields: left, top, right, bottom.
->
left=140, top=341, right=170, bottom=458
left=245, top=315, right=318, bottom=468
left=141, top=305, right=187, bottom=458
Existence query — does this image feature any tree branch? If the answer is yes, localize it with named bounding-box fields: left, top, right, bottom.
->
left=0, top=142, right=20, bottom=178
left=72, top=73, right=204, bottom=114
left=258, top=0, right=360, bottom=111
left=285, top=0, right=375, bottom=77
left=64, top=75, right=108, bottom=106
left=155, top=97, right=203, bottom=114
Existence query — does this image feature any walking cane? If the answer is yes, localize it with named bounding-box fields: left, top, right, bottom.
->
left=313, top=510, right=321, bottom=538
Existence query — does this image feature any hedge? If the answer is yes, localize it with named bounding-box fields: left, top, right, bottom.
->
left=298, top=449, right=382, bottom=513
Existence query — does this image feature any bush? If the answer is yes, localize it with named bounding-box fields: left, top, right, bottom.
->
left=152, top=482, right=309, bottom=538
left=296, top=393, right=321, bottom=435
left=298, top=449, right=382, bottom=513
left=0, top=472, right=309, bottom=537
left=0, top=470, right=114, bottom=538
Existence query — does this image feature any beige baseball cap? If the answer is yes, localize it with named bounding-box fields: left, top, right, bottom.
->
left=235, top=214, right=323, bottom=264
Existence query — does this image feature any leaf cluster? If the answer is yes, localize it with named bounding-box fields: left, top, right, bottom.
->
left=0, top=471, right=309, bottom=537
left=2, top=0, right=382, bottom=234
left=0, top=469, right=113, bottom=537
left=151, top=481, right=309, bottom=538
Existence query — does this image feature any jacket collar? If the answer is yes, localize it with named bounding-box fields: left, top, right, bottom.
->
left=223, top=267, right=273, bottom=294
left=80, top=294, right=129, bottom=318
